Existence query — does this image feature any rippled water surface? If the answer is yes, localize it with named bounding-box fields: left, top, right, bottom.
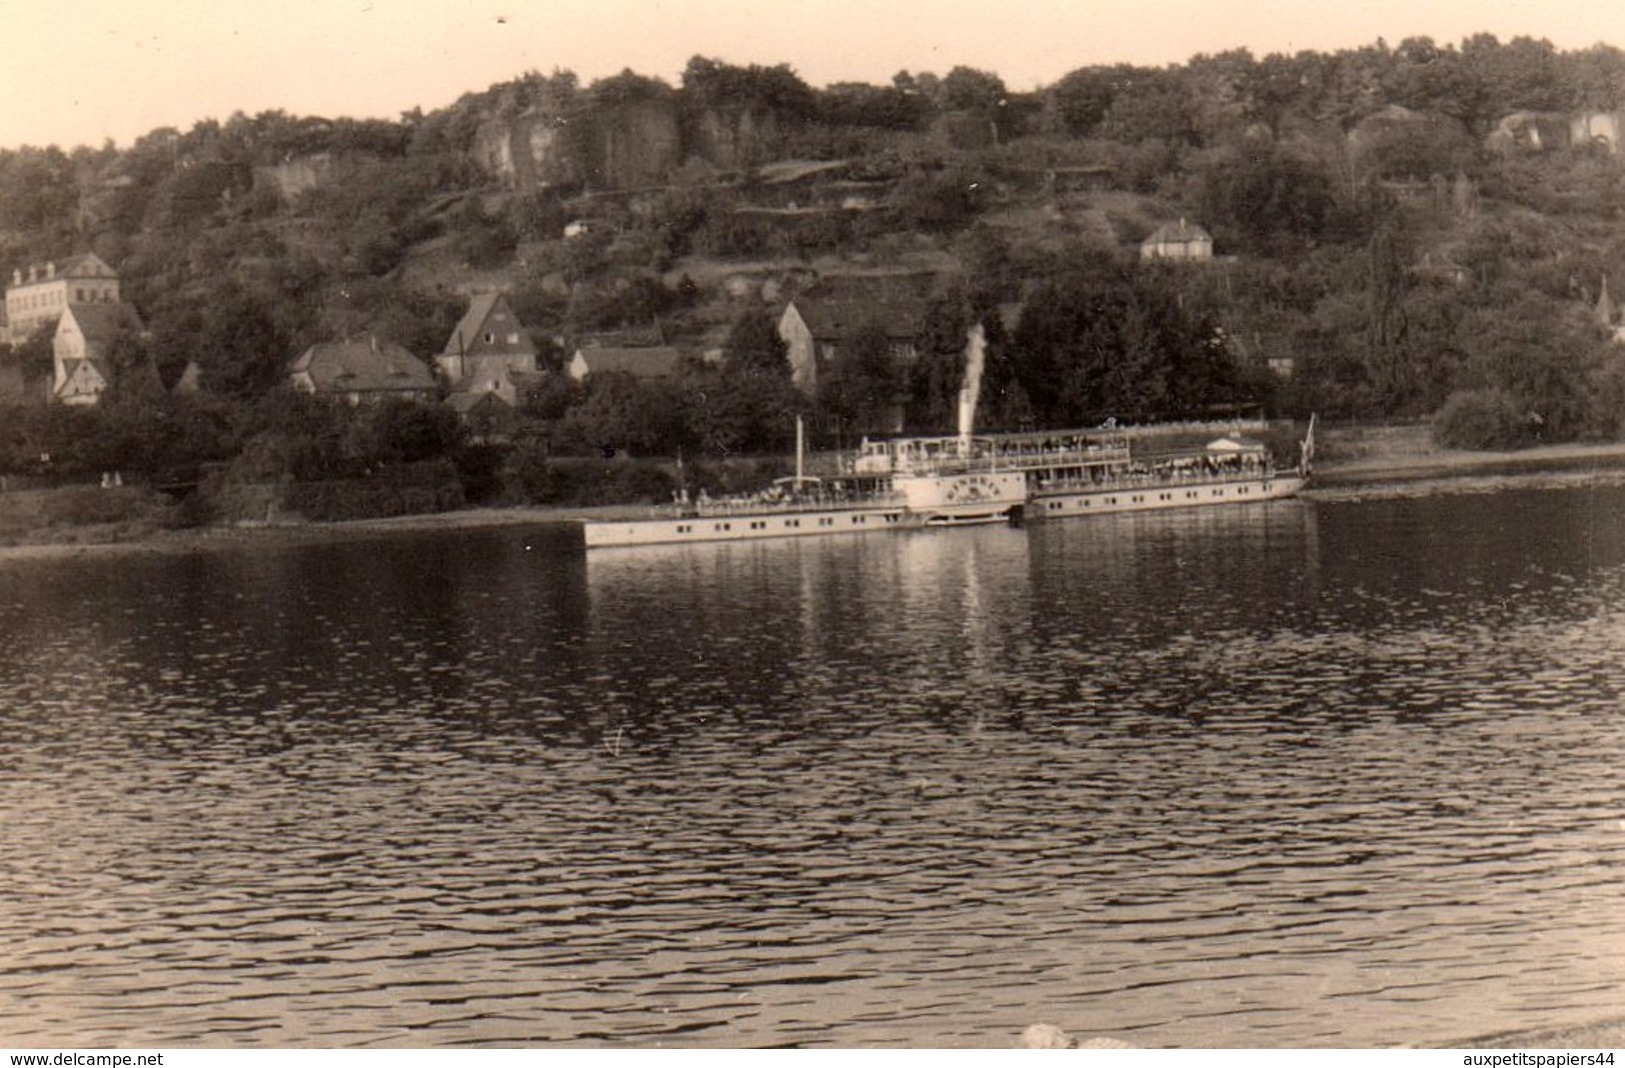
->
left=3, top=480, right=1624, bottom=1048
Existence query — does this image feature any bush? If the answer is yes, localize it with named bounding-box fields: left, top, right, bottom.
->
left=1431, top=389, right=1532, bottom=450
left=351, top=399, right=466, bottom=466
left=452, top=444, right=507, bottom=505
left=40, top=485, right=156, bottom=526
left=687, top=458, right=790, bottom=495
left=889, top=164, right=992, bottom=233
left=279, top=460, right=466, bottom=521
left=499, top=450, right=677, bottom=506
left=451, top=211, right=517, bottom=268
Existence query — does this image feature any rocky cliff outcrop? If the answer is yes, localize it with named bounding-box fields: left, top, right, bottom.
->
left=473, top=101, right=681, bottom=191
left=472, top=100, right=793, bottom=191
left=472, top=111, right=574, bottom=190
left=1487, top=111, right=1574, bottom=153
left=582, top=101, right=684, bottom=189
left=254, top=153, right=338, bottom=200
left=1488, top=109, right=1625, bottom=154
left=1572, top=110, right=1623, bottom=153
left=686, top=105, right=785, bottom=169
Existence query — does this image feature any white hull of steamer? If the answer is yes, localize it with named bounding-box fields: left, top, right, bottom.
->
left=582, top=505, right=909, bottom=548
left=581, top=470, right=1028, bottom=548
left=1026, top=473, right=1306, bottom=521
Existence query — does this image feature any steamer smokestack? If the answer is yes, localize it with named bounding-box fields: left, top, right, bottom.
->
left=957, top=322, right=986, bottom=453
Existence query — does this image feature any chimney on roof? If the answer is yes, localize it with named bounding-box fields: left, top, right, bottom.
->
left=11, top=270, right=18, bottom=285
left=46, top=262, right=55, bottom=278
left=370, top=335, right=379, bottom=352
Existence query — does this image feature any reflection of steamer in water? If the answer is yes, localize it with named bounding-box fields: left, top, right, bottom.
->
left=582, top=323, right=1312, bottom=548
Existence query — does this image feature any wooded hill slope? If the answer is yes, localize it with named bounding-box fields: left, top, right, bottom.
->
left=2, top=37, right=1624, bottom=460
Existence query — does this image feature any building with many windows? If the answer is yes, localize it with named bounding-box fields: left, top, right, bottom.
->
left=5, top=253, right=121, bottom=343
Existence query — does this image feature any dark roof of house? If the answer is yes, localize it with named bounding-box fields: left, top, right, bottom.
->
left=291, top=336, right=435, bottom=394
left=12, top=253, right=116, bottom=286
left=784, top=273, right=939, bottom=341
left=571, top=346, right=682, bottom=379
left=442, top=292, right=537, bottom=359
left=446, top=389, right=513, bottom=414
left=56, top=356, right=108, bottom=386
left=57, top=253, right=115, bottom=277
left=62, top=301, right=143, bottom=344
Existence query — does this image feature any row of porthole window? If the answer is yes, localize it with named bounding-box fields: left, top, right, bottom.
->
left=670, top=514, right=895, bottom=535
left=1046, top=485, right=1248, bottom=511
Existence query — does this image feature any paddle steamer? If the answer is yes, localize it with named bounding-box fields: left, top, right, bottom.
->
left=581, top=419, right=1310, bottom=548
left=582, top=325, right=1312, bottom=549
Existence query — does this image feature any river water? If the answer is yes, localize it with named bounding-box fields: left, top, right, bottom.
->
left=2, top=475, right=1624, bottom=1048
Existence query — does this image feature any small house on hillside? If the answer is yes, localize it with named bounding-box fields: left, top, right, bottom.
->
left=776, top=273, right=938, bottom=395
left=568, top=345, right=682, bottom=382
left=290, top=336, right=436, bottom=405
left=438, top=292, right=539, bottom=404
left=1140, top=219, right=1213, bottom=263
left=52, top=301, right=146, bottom=406
left=1411, top=252, right=1471, bottom=287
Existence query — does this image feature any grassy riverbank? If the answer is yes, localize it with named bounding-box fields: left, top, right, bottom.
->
left=1310, top=423, right=1625, bottom=484
left=5, top=423, right=1625, bottom=563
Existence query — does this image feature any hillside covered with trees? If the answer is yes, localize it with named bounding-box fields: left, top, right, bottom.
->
left=2, top=34, right=1624, bottom=522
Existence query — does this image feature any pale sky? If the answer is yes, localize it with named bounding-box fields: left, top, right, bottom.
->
left=2, top=0, right=1618, bottom=151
